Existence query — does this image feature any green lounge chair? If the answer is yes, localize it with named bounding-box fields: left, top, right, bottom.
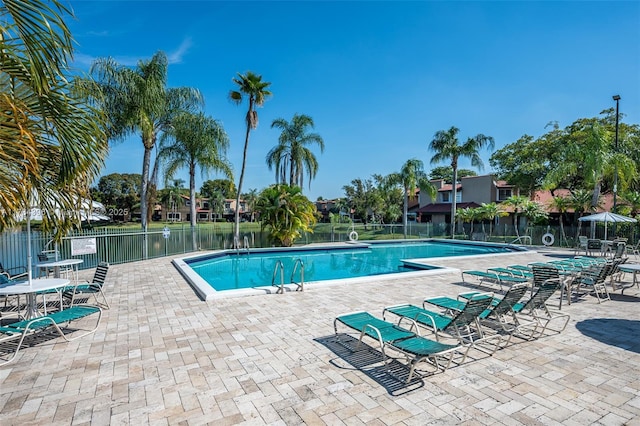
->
left=461, top=270, right=528, bottom=291
left=383, top=293, right=501, bottom=355
left=574, top=262, right=612, bottom=303
left=426, top=284, right=534, bottom=346
left=0, top=304, right=102, bottom=366
left=63, top=262, right=110, bottom=308
left=511, top=279, right=570, bottom=337
left=333, top=311, right=467, bottom=382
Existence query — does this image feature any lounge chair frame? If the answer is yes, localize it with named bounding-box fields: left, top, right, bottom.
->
left=334, top=311, right=468, bottom=382
left=0, top=304, right=102, bottom=366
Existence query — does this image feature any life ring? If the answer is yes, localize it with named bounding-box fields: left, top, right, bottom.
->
left=348, top=231, right=359, bottom=242
left=542, top=233, right=555, bottom=246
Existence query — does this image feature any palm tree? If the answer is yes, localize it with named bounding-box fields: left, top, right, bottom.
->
left=158, top=112, right=232, bottom=250
left=386, top=159, right=436, bottom=238
left=429, top=126, right=495, bottom=238
left=255, top=184, right=317, bottom=247
left=548, top=195, right=572, bottom=246
left=502, top=195, right=528, bottom=237
left=242, top=188, right=259, bottom=222
left=82, top=51, right=203, bottom=234
left=457, top=207, right=476, bottom=238
left=478, top=202, right=506, bottom=237
left=267, top=114, right=325, bottom=189
left=621, top=191, right=640, bottom=217
left=158, top=180, right=185, bottom=222
left=229, top=71, right=272, bottom=247
left=0, top=0, right=107, bottom=236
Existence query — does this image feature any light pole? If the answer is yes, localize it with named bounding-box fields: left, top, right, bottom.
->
left=612, top=95, right=620, bottom=214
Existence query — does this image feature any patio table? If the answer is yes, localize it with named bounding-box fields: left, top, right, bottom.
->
left=617, top=264, right=640, bottom=294
left=36, top=259, right=83, bottom=281
left=0, top=278, right=70, bottom=319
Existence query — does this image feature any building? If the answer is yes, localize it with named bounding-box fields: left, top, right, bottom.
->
left=155, top=195, right=251, bottom=223
left=416, top=174, right=518, bottom=226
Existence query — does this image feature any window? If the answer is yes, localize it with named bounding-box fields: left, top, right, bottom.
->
left=440, top=192, right=450, bottom=203
left=498, top=188, right=512, bottom=201
left=202, top=202, right=209, bottom=209
left=224, top=202, right=231, bottom=209
left=167, top=212, right=181, bottom=221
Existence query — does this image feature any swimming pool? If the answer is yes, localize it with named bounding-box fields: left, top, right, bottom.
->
left=174, top=239, right=527, bottom=300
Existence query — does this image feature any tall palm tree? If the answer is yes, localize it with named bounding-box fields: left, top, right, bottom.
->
left=386, top=159, right=436, bottom=238
left=229, top=71, right=272, bottom=247
left=82, top=51, right=203, bottom=233
left=267, top=114, right=325, bottom=189
left=429, top=126, right=494, bottom=238
left=0, top=0, right=107, bottom=236
left=158, top=112, right=232, bottom=251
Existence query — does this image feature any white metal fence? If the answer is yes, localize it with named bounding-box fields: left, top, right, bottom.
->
left=1, top=221, right=638, bottom=276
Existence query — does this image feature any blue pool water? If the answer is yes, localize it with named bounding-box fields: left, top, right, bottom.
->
left=185, top=240, right=519, bottom=291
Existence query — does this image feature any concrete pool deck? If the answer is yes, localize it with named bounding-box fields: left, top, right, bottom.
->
left=1, top=247, right=640, bottom=424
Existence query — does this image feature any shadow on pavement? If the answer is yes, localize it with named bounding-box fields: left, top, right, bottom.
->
left=314, top=333, right=426, bottom=396
left=575, top=318, right=640, bottom=353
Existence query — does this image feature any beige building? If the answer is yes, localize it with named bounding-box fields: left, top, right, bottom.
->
left=416, top=174, right=518, bottom=226
left=156, top=195, right=249, bottom=223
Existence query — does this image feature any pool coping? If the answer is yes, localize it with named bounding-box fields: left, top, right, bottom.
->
left=172, top=240, right=535, bottom=301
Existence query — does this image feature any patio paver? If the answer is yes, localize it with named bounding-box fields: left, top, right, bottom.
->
left=1, top=247, right=640, bottom=425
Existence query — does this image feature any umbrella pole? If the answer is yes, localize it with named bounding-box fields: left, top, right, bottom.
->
left=26, top=205, right=33, bottom=286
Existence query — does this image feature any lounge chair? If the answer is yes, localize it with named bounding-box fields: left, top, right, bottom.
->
left=425, top=284, right=534, bottom=346
left=383, top=293, right=501, bottom=355
left=0, top=262, right=27, bottom=281
left=511, top=279, right=570, bottom=336
left=487, top=267, right=533, bottom=279
left=461, top=270, right=528, bottom=291
left=627, top=240, right=640, bottom=261
left=575, top=235, right=589, bottom=256
left=0, top=304, right=102, bottom=366
left=333, top=311, right=467, bottom=382
left=63, top=262, right=110, bottom=308
left=574, top=262, right=611, bottom=303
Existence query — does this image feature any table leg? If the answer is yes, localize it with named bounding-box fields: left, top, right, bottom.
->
left=24, top=293, right=40, bottom=320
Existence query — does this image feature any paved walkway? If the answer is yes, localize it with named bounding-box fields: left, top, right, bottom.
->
left=1, top=247, right=640, bottom=425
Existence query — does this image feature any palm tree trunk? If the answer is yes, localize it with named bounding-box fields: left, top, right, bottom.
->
left=190, top=161, right=197, bottom=251
left=140, top=144, right=152, bottom=259
left=403, top=189, right=408, bottom=239
left=450, top=165, right=458, bottom=239
left=235, top=118, right=252, bottom=248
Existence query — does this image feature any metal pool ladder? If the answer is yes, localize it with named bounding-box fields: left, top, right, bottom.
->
left=271, top=259, right=305, bottom=294
left=272, top=260, right=285, bottom=294
left=291, top=259, right=304, bottom=292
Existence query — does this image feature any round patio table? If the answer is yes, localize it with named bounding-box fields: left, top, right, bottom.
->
left=0, top=278, right=70, bottom=319
left=618, top=264, right=640, bottom=294
left=36, top=258, right=83, bottom=280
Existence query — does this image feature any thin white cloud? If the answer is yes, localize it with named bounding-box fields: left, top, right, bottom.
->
left=167, top=37, right=192, bottom=64
left=73, top=36, right=193, bottom=69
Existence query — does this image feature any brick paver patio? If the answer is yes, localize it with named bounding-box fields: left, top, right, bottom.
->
left=1, top=247, right=640, bottom=425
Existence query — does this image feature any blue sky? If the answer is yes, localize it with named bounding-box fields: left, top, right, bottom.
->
left=67, top=1, right=640, bottom=201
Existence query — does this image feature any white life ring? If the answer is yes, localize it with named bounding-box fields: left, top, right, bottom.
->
left=348, top=231, right=359, bottom=242
left=542, top=233, right=555, bottom=246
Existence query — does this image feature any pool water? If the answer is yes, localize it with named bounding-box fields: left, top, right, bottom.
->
left=186, top=240, right=516, bottom=291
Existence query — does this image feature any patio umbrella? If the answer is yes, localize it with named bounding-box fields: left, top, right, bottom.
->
left=578, top=212, right=637, bottom=240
